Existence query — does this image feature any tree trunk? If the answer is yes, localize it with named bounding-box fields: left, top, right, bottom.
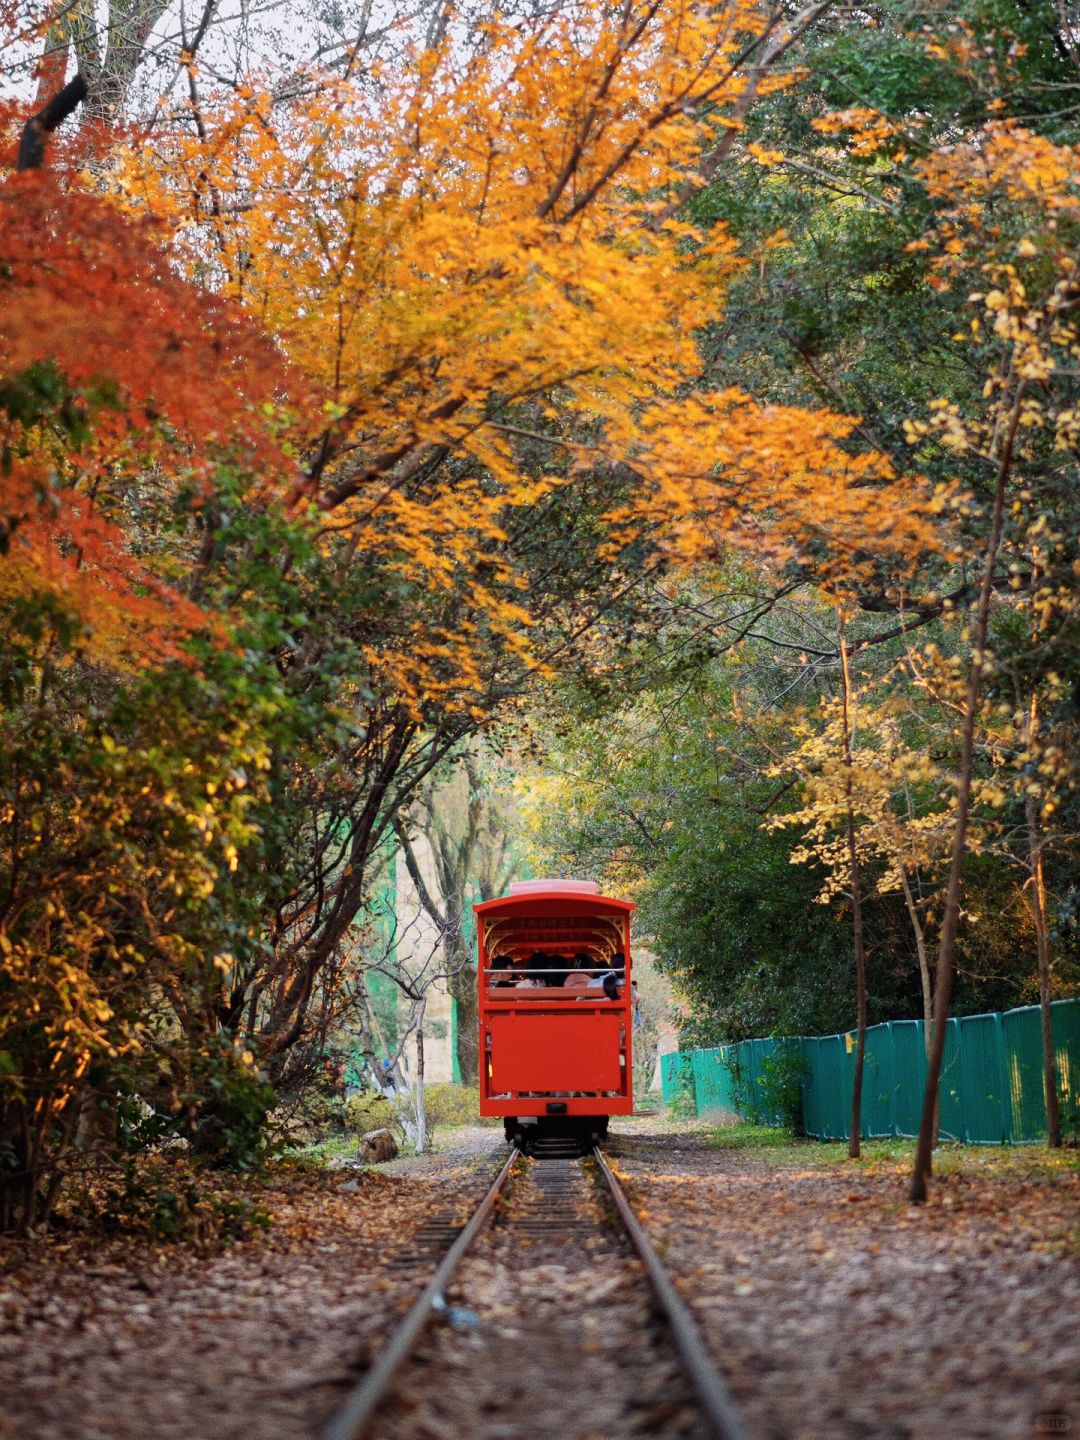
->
left=839, top=616, right=867, bottom=1159
left=899, top=866, right=932, bottom=1048
left=1029, top=838, right=1061, bottom=1148
left=1024, top=709, right=1061, bottom=1148
left=898, top=863, right=938, bottom=1144
left=413, top=996, right=427, bottom=1155
left=909, top=385, right=1022, bottom=1204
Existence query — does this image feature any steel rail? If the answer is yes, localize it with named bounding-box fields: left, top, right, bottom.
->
left=592, top=1146, right=753, bottom=1440
left=320, top=1147, right=519, bottom=1440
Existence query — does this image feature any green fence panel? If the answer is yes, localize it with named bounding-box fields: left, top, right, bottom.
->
left=728, top=1036, right=794, bottom=1125
left=1003, top=1005, right=1047, bottom=1140
left=722, top=1045, right=740, bottom=1110
left=660, top=1051, right=674, bottom=1103
left=862, top=1023, right=896, bottom=1138
left=761, top=1037, right=783, bottom=1124
left=955, top=1012, right=1010, bottom=1143
left=935, top=1019, right=963, bottom=1141
left=689, top=1048, right=711, bottom=1109
left=691, top=1047, right=739, bottom=1113
left=1001, top=1000, right=1080, bottom=1140
left=838, top=1033, right=857, bottom=1139
left=891, top=1021, right=927, bottom=1137
left=1051, top=1000, right=1080, bottom=1135
left=664, top=997, right=1080, bottom=1143
left=745, top=1038, right=771, bottom=1123
left=734, top=1040, right=755, bottom=1120
left=800, top=1035, right=830, bottom=1138
left=828, top=1034, right=851, bottom=1140
left=660, top=1050, right=691, bottom=1105
left=801, top=1034, right=848, bottom=1139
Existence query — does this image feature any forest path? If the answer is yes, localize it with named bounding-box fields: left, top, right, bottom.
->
left=0, top=1131, right=505, bottom=1440
left=612, top=1123, right=1080, bottom=1440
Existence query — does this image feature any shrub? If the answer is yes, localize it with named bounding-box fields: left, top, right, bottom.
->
left=756, top=1045, right=808, bottom=1135
left=423, top=1083, right=484, bottom=1133
left=66, top=1155, right=271, bottom=1247
left=723, top=1041, right=807, bottom=1134
left=667, top=1057, right=698, bottom=1120
left=342, top=1092, right=397, bottom=1136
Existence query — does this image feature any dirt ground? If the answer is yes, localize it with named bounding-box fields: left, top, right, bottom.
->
left=612, top=1122, right=1080, bottom=1440
left=0, top=1120, right=1077, bottom=1440
left=0, top=1131, right=503, bottom=1440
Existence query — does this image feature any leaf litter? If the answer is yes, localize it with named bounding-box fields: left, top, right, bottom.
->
left=1, top=1121, right=1077, bottom=1440
left=610, top=1122, right=1080, bottom=1440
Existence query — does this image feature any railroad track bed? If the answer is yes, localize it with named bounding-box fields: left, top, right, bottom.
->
left=324, top=1148, right=742, bottom=1440
left=4, top=1121, right=1075, bottom=1440
left=322, top=1125, right=1080, bottom=1440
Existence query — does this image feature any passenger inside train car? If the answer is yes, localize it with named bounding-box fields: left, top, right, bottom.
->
left=480, top=899, right=631, bottom=1004
left=563, top=951, right=624, bottom=997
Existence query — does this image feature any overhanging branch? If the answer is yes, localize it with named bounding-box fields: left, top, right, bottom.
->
left=18, top=73, right=87, bottom=171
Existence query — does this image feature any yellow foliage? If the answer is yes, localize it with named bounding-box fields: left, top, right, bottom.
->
left=107, top=1, right=937, bottom=711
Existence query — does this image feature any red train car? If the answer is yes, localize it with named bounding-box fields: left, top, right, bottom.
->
left=475, top=879, right=635, bottom=1149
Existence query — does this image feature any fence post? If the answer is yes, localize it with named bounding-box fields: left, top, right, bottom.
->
left=885, top=1021, right=896, bottom=1137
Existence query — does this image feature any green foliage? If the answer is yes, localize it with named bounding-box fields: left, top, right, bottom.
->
left=0, top=510, right=317, bottom=1228
left=341, top=1092, right=397, bottom=1135
left=342, top=1083, right=495, bottom=1151
left=648, top=800, right=853, bottom=1043
left=187, top=1046, right=277, bottom=1170
left=723, top=1044, right=808, bottom=1134
left=666, top=1058, right=699, bottom=1121
left=529, top=654, right=869, bottom=1042
left=421, top=1083, right=488, bottom=1132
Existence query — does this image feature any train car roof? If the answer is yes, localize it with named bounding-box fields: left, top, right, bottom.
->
left=474, top=880, right=635, bottom=917
left=475, top=881, right=634, bottom=962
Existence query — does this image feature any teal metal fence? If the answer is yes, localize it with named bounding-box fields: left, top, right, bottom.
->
left=660, top=998, right=1080, bottom=1143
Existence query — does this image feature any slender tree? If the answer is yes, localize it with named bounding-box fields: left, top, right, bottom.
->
left=838, top=612, right=869, bottom=1158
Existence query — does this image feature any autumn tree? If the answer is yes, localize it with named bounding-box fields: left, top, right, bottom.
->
left=18, top=0, right=1080, bottom=1228
left=11, top=1, right=912, bottom=1228
left=395, top=745, right=520, bottom=1084
left=99, top=0, right=924, bottom=1109
left=520, top=584, right=887, bottom=1046
left=895, top=122, right=1080, bottom=1197
left=0, top=171, right=304, bottom=1229
left=625, top=0, right=1080, bottom=1186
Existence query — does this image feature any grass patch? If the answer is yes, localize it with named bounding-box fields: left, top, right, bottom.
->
left=300, top=1135, right=360, bottom=1165
left=707, top=1122, right=799, bottom=1150
left=701, top=1120, right=1080, bottom=1179
left=931, top=1143, right=1080, bottom=1182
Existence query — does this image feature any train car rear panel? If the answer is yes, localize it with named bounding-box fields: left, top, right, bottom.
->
left=486, top=1008, right=623, bottom=1096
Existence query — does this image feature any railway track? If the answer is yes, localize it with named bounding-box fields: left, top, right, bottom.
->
left=321, top=1145, right=750, bottom=1440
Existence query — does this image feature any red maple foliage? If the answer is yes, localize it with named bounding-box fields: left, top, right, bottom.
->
left=0, top=173, right=308, bottom=662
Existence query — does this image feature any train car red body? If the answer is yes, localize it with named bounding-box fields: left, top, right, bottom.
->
left=475, top=879, right=635, bottom=1147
